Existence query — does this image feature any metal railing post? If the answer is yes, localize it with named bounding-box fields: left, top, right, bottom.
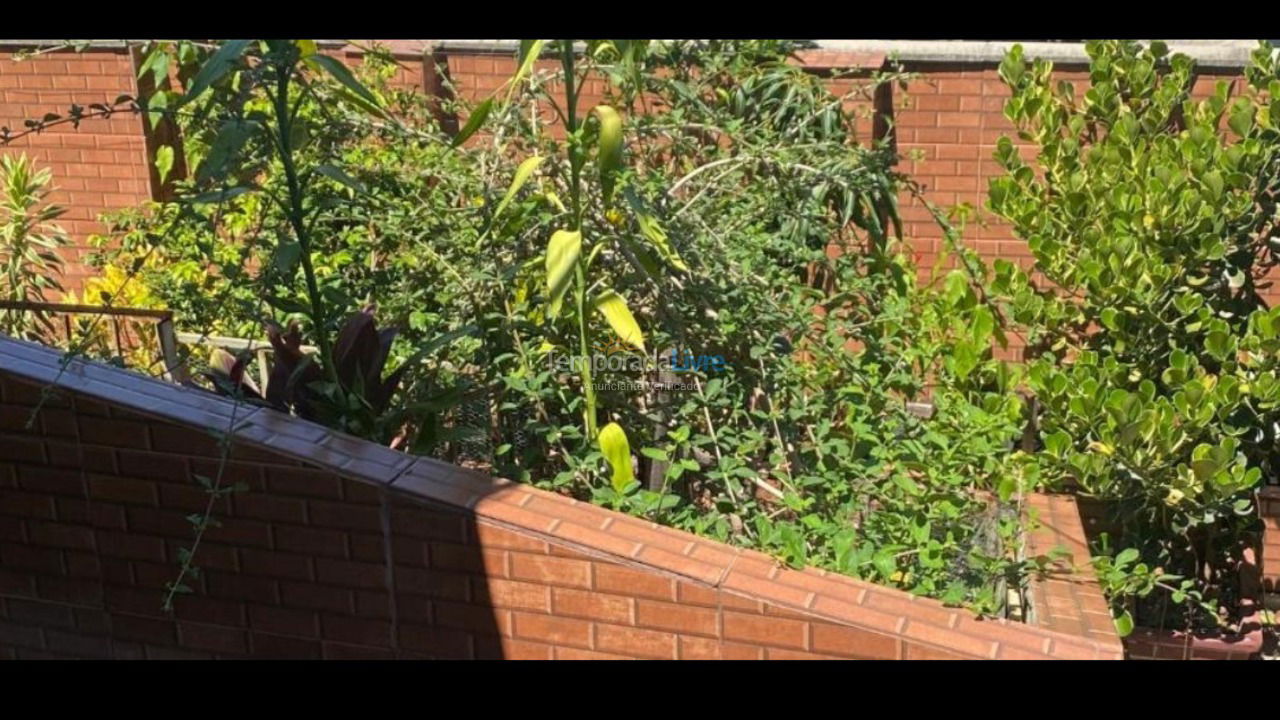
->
left=156, top=314, right=185, bottom=383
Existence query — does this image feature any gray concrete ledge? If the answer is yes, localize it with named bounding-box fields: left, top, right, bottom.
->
left=0, top=40, right=1267, bottom=70
left=813, top=40, right=1263, bottom=69
left=431, top=39, right=1265, bottom=69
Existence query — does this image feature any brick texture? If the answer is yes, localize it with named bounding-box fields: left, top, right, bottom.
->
left=0, top=48, right=152, bottom=294
left=0, top=335, right=1122, bottom=660
left=1261, top=486, right=1280, bottom=593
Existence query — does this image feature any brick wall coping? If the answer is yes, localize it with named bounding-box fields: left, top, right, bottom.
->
left=0, top=334, right=1124, bottom=659
left=1023, top=494, right=1118, bottom=646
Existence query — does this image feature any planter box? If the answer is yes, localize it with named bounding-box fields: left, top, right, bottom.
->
left=1068, top=495, right=1265, bottom=660
left=1022, top=494, right=1123, bottom=645
left=1121, top=548, right=1263, bottom=660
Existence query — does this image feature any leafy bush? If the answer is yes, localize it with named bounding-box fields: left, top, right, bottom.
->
left=87, top=41, right=474, bottom=445
left=439, top=40, right=1045, bottom=612
left=0, top=154, right=69, bottom=338
left=988, top=40, right=1280, bottom=633
left=81, top=39, right=1046, bottom=616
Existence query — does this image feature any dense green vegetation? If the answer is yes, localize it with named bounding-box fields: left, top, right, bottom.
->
left=9, top=39, right=1278, bottom=634
left=988, top=40, right=1279, bottom=633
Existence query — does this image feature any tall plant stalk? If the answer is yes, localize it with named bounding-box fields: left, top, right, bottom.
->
left=558, top=40, right=598, bottom=440
left=269, top=57, right=335, bottom=382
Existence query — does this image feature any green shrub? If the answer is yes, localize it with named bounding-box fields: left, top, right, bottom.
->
left=85, top=40, right=1045, bottom=616
left=464, top=40, right=1045, bottom=612
left=988, top=40, right=1280, bottom=633
left=0, top=154, right=69, bottom=338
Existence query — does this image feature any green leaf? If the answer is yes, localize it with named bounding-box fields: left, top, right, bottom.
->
left=146, top=90, right=169, bottom=131
left=198, top=118, right=256, bottom=184
left=544, top=229, right=582, bottom=319
left=310, top=53, right=382, bottom=109
left=594, top=289, right=646, bottom=352
left=314, top=164, right=367, bottom=195
left=1100, top=306, right=1120, bottom=331
left=1228, top=103, right=1255, bottom=137
left=872, top=549, right=898, bottom=580
left=640, top=447, right=668, bottom=462
left=996, top=473, right=1017, bottom=502
left=333, top=85, right=391, bottom=121
left=1203, top=171, right=1224, bottom=200
left=138, top=46, right=170, bottom=87
left=506, top=40, right=546, bottom=103
left=1205, top=330, right=1231, bottom=362
left=1113, top=609, right=1134, bottom=637
left=950, top=340, right=978, bottom=379
left=154, top=145, right=174, bottom=185
left=943, top=269, right=969, bottom=306
left=624, top=187, right=687, bottom=271
left=970, top=306, right=994, bottom=346
left=180, top=39, right=250, bottom=106
left=892, top=473, right=922, bottom=496
left=492, top=155, right=543, bottom=221
left=275, top=241, right=301, bottom=274
left=452, top=98, right=493, bottom=148
left=598, top=422, right=634, bottom=493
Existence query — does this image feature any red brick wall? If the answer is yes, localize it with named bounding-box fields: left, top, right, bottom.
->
left=0, top=336, right=1121, bottom=659
left=0, top=48, right=152, bottom=295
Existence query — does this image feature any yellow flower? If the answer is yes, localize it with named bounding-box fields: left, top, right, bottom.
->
left=605, top=208, right=625, bottom=227
left=1164, top=488, right=1185, bottom=506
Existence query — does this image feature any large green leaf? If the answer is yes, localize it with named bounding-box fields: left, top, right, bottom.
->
left=146, top=90, right=169, bottom=131
left=1113, top=609, right=1134, bottom=637
left=623, top=188, right=687, bottom=271
left=598, top=422, right=634, bottom=493
left=314, top=164, right=367, bottom=195
left=154, top=145, right=174, bottom=185
left=492, top=155, right=543, bottom=221
left=593, top=289, right=645, bottom=352
left=544, top=229, right=582, bottom=319
left=310, top=53, right=382, bottom=108
left=506, top=40, right=546, bottom=102
left=180, top=39, right=250, bottom=106
left=452, top=98, right=493, bottom=148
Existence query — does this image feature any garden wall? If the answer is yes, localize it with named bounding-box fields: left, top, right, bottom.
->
left=0, top=334, right=1122, bottom=659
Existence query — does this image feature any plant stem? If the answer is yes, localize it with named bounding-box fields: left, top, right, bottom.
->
left=272, top=59, right=336, bottom=383
left=559, top=39, right=596, bottom=441
left=576, top=264, right=597, bottom=439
